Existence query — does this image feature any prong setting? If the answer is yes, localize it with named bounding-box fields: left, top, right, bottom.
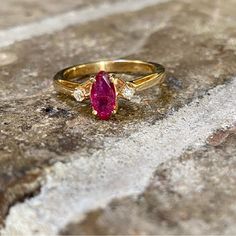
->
left=109, top=73, right=116, bottom=83
left=89, top=75, right=96, bottom=82
left=92, top=109, right=98, bottom=116
left=112, top=103, right=118, bottom=114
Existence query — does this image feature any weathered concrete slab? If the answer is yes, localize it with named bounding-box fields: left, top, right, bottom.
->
left=0, top=0, right=119, bottom=29
left=0, top=0, right=236, bottom=234
left=2, top=79, right=236, bottom=235
left=0, top=0, right=167, bottom=48
left=61, top=127, right=236, bottom=235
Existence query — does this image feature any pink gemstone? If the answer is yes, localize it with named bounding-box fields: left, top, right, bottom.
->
left=90, top=71, right=116, bottom=120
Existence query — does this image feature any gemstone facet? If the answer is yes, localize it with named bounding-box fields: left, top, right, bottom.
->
left=90, top=71, right=116, bottom=120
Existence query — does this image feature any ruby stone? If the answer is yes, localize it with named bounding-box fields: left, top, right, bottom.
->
left=90, top=71, right=116, bottom=120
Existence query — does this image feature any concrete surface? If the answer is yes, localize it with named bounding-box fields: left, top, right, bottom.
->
left=0, top=0, right=236, bottom=235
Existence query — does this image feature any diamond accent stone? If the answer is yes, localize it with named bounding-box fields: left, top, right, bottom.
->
left=73, top=87, right=85, bottom=102
left=122, top=85, right=135, bottom=100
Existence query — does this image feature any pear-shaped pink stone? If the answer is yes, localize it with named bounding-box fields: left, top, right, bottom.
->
left=90, top=71, right=116, bottom=120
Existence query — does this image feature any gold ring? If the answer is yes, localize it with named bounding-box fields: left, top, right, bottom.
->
left=53, top=59, right=165, bottom=120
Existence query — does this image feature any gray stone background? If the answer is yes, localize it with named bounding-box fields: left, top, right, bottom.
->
left=0, top=0, right=236, bottom=235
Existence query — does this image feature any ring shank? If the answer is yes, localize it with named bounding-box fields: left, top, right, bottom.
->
left=54, top=60, right=165, bottom=95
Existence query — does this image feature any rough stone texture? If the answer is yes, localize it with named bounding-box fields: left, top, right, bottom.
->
left=0, top=0, right=236, bottom=234
left=2, top=79, right=236, bottom=235
left=0, top=0, right=118, bottom=29
left=61, top=127, right=236, bottom=235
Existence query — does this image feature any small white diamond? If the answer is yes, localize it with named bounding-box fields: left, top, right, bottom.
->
left=122, top=86, right=135, bottom=100
left=73, top=88, right=85, bottom=102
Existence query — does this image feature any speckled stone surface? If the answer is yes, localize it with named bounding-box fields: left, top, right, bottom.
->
left=0, top=0, right=236, bottom=234
left=0, top=0, right=118, bottom=29
left=61, top=127, right=236, bottom=235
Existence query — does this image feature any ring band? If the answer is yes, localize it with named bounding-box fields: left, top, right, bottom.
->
left=53, top=59, right=165, bottom=120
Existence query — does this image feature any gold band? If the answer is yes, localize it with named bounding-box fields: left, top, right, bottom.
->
left=53, top=59, right=165, bottom=120
left=53, top=59, right=165, bottom=97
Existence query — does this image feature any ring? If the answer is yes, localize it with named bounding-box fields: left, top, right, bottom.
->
left=53, top=59, right=165, bottom=120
